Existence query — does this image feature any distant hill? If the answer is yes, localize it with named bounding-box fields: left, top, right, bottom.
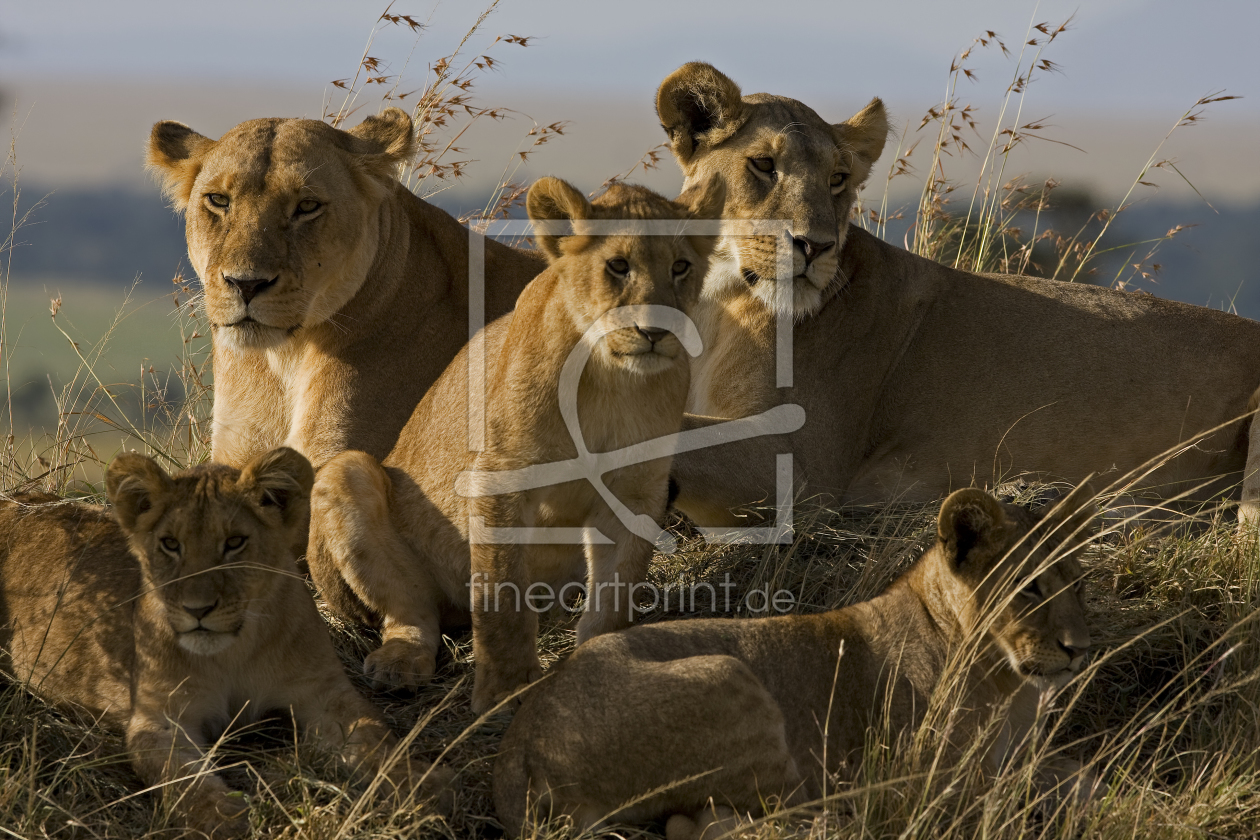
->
left=5, top=180, right=1260, bottom=319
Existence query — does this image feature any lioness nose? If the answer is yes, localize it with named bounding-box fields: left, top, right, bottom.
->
left=636, top=326, right=670, bottom=344
left=792, top=236, right=835, bottom=266
left=224, top=274, right=278, bottom=305
left=184, top=600, right=219, bottom=621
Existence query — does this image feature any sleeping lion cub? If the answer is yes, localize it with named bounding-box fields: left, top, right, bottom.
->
left=0, top=448, right=448, bottom=838
left=309, top=176, right=723, bottom=712
left=494, top=487, right=1095, bottom=838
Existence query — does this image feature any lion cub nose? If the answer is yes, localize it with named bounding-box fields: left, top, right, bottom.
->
left=635, top=326, right=670, bottom=345
left=223, top=274, right=278, bottom=305
left=183, top=600, right=219, bottom=621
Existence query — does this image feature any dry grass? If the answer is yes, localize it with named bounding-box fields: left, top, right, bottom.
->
left=2, top=6, right=1259, bottom=840
left=862, top=15, right=1239, bottom=290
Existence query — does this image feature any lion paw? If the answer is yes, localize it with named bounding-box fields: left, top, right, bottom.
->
left=183, top=787, right=250, bottom=839
left=381, top=757, right=458, bottom=817
left=666, top=804, right=743, bottom=840
left=471, top=660, right=542, bottom=714
left=364, top=639, right=436, bottom=690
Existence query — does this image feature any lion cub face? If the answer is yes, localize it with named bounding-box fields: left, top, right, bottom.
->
left=656, top=63, right=888, bottom=319
left=934, top=488, right=1093, bottom=689
left=147, top=110, right=417, bottom=350
left=526, top=178, right=725, bottom=375
left=106, top=448, right=315, bottom=655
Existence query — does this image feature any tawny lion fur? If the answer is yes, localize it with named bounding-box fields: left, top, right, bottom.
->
left=308, top=177, right=724, bottom=712
left=0, top=449, right=448, bottom=838
left=494, top=488, right=1095, bottom=839
left=654, top=63, right=1260, bottom=527
left=147, top=108, right=544, bottom=470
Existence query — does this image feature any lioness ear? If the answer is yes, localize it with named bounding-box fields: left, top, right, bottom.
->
left=347, top=108, right=416, bottom=180
left=239, top=447, right=315, bottom=527
left=146, top=121, right=215, bottom=212
left=527, top=176, right=592, bottom=262
left=938, top=488, right=1007, bottom=568
left=106, top=452, right=176, bottom=533
left=833, top=98, right=889, bottom=189
left=656, top=62, right=746, bottom=166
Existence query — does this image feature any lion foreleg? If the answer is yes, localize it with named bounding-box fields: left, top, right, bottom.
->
left=288, top=670, right=455, bottom=812
left=126, top=711, right=249, bottom=838
left=470, top=494, right=542, bottom=714
left=309, top=451, right=444, bottom=689
left=576, top=505, right=655, bottom=644
left=1239, top=387, right=1260, bottom=531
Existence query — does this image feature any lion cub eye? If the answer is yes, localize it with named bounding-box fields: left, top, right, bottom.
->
left=224, top=535, right=248, bottom=552
left=205, top=193, right=229, bottom=209
left=294, top=199, right=322, bottom=216
left=829, top=172, right=849, bottom=191
left=671, top=260, right=691, bottom=278
left=1023, top=578, right=1044, bottom=602
left=160, top=537, right=181, bottom=554
left=606, top=258, right=630, bottom=278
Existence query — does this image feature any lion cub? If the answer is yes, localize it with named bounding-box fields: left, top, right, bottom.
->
left=494, top=488, right=1095, bottom=838
left=310, top=177, right=723, bottom=711
left=0, top=449, right=447, bottom=838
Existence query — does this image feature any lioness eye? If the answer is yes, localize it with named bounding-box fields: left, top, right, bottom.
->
left=225, top=535, right=247, bottom=551
left=1024, top=579, right=1043, bottom=601
left=749, top=157, right=775, bottom=174
left=206, top=193, right=229, bottom=209
left=672, top=260, right=690, bottom=276
left=829, top=172, right=848, bottom=189
left=295, top=198, right=321, bottom=215
left=160, top=537, right=181, bottom=553
left=606, top=258, right=630, bottom=277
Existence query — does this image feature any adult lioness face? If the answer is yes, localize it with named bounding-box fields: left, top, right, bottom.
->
left=656, top=63, right=888, bottom=318
left=147, top=109, right=416, bottom=349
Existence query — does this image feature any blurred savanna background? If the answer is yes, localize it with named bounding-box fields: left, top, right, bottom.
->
left=4, top=1, right=1260, bottom=838
left=3, top=0, right=1259, bottom=478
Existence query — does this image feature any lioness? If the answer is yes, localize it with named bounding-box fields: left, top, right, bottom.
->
left=654, top=63, right=1260, bottom=526
left=0, top=448, right=448, bottom=838
left=493, top=487, right=1094, bottom=838
left=308, top=176, right=723, bottom=712
left=147, top=108, right=544, bottom=470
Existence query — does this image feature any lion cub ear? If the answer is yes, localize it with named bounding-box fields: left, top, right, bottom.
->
left=527, top=177, right=592, bottom=262
left=347, top=108, right=417, bottom=180
left=147, top=121, right=215, bottom=212
left=937, top=488, right=1008, bottom=568
left=106, top=452, right=176, bottom=533
left=833, top=98, right=889, bottom=189
left=239, top=447, right=315, bottom=528
left=656, top=62, right=746, bottom=166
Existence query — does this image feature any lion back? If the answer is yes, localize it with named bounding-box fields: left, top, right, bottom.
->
left=0, top=494, right=138, bottom=724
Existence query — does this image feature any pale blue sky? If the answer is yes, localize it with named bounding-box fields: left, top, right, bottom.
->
left=1, top=0, right=1255, bottom=114
left=2, top=0, right=1257, bottom=204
